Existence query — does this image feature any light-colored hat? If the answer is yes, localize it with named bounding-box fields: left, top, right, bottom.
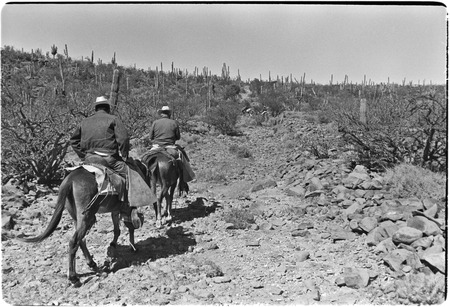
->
left=158, top=106, right=171, bottom=114
left=94, top=96, right=110, bottom=107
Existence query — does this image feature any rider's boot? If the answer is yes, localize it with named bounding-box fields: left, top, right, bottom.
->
left=130, top=206, right=141, bottom=229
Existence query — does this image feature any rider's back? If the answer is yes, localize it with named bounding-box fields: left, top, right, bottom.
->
left=80, top=110, right=127, bottom=156
left=150, top=117, right=180, bottom=146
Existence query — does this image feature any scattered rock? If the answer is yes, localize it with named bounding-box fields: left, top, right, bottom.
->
left=421, top=252, right=445, bottom=273
left=250, top=179, right=277, bottom=192
left=266, top=285, right=283, bottom=295
left=2, top=214, right=15, bottom=230
left=211, top=276, right=232, bottom=283
left=391, top=227, right=423, bottom=244
left=358, top=216, right=378, bottom=233
left=294, top=251, right=310, bottom=262
left=332, top=231, right=356, bottom=242
left=406, top=216, right=441, bottom=236
left=342, top=267, right=370, bottom=289
left=291, top=230, right=310, bottom=237
left=285, top=185, right=306, bottom=197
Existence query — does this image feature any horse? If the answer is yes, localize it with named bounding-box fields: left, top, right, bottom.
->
left=146, top=153, right=181, bottom=228
left=18, top=166, right=146, bottom=287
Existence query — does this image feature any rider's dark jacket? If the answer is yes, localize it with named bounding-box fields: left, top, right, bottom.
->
left=149, top=116, right=180, bottom=146
left=70, top=110, right=130, bottom=160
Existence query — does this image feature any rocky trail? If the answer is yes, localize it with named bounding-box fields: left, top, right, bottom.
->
left=2, top=110, right=446, bottom=305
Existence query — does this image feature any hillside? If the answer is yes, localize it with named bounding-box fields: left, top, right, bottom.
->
left=2, top=109, right=446, bottom=305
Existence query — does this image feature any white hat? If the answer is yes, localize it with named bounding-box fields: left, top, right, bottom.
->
left=94, top=96, right=110, bottom=107
left=158, top=106, right=171, bottom=114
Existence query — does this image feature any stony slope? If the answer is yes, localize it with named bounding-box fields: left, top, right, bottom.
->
left=2, top=111, right=446, bottom=305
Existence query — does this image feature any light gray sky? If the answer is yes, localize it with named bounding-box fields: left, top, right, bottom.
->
left=1, top=3, right=447, bottom=84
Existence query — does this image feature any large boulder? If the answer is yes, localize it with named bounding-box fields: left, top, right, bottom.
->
left=391, top=227, right=423, bottom=245
left=359, top=216, right=378, bottom=233
left=406, top=216, right=442, bottom=236
left=421, top=252, right=445, bottom=273
left=250, top=178, right=277, bottom=192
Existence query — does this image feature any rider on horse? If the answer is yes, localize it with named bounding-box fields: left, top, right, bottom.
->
left=149, top=106, right=195, bottom=194
left=69, top=96, right=140, bottom=226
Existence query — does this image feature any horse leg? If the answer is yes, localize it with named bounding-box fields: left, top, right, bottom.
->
left=165, top=184, right=176, bottom=224
left=160, top=183, right=169, bottom=225
left=79, top=238, right=98, bottom=272
left=152, top=173, right=163, bottom=228
left=68, top=214, right=95, bottom=287
left=123, top=221, right=137, bottom=252
left=110, top=212, right=121, bottom=248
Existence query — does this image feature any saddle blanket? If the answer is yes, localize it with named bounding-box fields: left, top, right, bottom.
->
left=66, top=165, right=120, bottom=196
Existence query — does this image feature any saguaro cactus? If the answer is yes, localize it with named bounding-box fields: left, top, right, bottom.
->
left=110, top=69, right=121, bottom=113
left=360, top=98, right=367, bottom=125
left=64, top=44, right=69, bottom=60
left=51, top=44, right=57, bottom=59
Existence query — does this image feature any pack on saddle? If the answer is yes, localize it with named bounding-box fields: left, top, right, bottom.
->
left=141, top=144, right=194, bottom=195
left=66, top=156, right=156, bottom=225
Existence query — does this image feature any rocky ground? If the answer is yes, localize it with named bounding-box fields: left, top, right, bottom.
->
left=2, top=110, right=447, bottom=305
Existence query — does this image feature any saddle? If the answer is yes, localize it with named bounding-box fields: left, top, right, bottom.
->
left=141, top=145, right=182, bottom=173
left=66, top=161, right=156, bottom=209
left=141, top=145, right=192, bottom=196
left=66, top=164, right=125, bottom=198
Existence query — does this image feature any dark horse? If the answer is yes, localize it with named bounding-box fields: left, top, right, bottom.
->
left=147, top=153, right=181, bottom=228
left=18, top=166, right=145, bottom=287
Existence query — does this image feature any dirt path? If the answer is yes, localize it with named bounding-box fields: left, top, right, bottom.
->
left=2, top=111, right=445, bottom=305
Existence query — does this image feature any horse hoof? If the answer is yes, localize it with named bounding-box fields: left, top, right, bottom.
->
left=69, top=276, right=82, bottom=288
left=107, top=245, right=117, bottom=258
left=155, top=221, right=162, bottom=229
left=88, top=261, right=99, bottom=272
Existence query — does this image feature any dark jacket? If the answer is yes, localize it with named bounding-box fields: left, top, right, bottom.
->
left=70, top=110, right=130, bottom=159
left=149, top=116, right=180, bottom=146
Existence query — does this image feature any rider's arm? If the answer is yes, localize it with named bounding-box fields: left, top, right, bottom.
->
left=149, top=121, right=156, bottom=141
left=114, top=118, right=130, bottom=160
left=174, top=121, right=181, bottom=141
left=69, top=125, right=85, bottom=160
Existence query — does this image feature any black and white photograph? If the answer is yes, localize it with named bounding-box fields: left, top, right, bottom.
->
left=1, top=2, right=447, bottom=305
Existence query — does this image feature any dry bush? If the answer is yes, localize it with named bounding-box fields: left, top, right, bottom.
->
left=229, top=144, right=253, bottom=159
left=394, top=272, right=445, bottom=304
left=196, top=167, right=228, bottom=183
left=259, top=90, right=286, bottom=117
left=294, top=124, right=342, bottom=159
left=322, top=86, right=447, bottom=172
left=222, top=207, right=256, bottom=229
left=204, top=101, right=241, bottom=135
left=384, top=163, right=446, bottom=201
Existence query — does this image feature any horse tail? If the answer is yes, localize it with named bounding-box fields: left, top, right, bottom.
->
left=18, top=176, right=71, bottom=243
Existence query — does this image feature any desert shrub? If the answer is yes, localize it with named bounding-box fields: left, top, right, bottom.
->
left=1, top=59, right=79, bottom=183
left=197, top=167, right=227, bottom=182
left=394, top=272, right=445, bottom=304
left=119, top=88, right=156, bottom=140
left=204, top=101, right=241, bottom=135
left=259, top=90, right=286, bottom=117
left=279, top=205, right=306, bottom=221
left=181, top=133, right=200, bottom=145
left=295, top=124, right=342, bottom=159
left=303, top=113, right=317, bottom=124
left=325, top=87, right=447, bottom=171
left=307, top=96, right=325, bottom=111
left=317, top=110, right=332, bottom=124
left=229, top=144, right=253, bottom=158
left=223, top=84, right=241, bottom=101
left=384, top=163, right=446, bottom=201
left=222, top=207, right=256, bottom=229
